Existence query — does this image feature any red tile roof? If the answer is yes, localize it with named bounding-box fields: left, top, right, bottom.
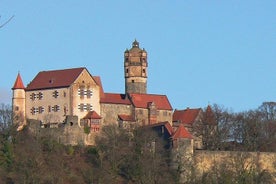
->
left=171, top=124, right=193, bottom=139
left=173, top=108, right=202, bottom=124
left=129, top=93, right=172, bottom=110
left=118, top=114, right=135, bottom=121
left=147, top=121, right=174, bottom=136
left=12, top=73, right=25, bottom=89
left=83, top=111, right=101, bottom=119
left=26, top=67, right=86, bottom=91
left=100, top=93, right=131, bottom=105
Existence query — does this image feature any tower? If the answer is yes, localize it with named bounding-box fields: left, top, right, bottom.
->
left=12, top=73, right=26, bottom=127
left=124, top=40, right=148, bottom=94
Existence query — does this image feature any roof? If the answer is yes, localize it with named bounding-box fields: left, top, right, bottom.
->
left=146, top=121, right=174, bottom=136
left=118, top=114, right=135, bottom=122
left=83, top=111, right=101, bottom=119
left=204, top=105, right=217, bottom=125
left=26, top=67, right=86, bottom=91
left=171, top=124, right=193, bottom=139
left=129, top=93, right=172, bottom=110
left=12, top=73, right=25, bottom=89
left=173, top=108, right=202, bottom=124
left=100, top=93, right=131, bottom=105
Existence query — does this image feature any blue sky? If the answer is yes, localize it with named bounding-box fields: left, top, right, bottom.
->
left=1, top=1, right=275, bottom=112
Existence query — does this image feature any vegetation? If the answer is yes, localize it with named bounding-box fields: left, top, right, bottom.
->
left=0, top=102, right=275, bottom=183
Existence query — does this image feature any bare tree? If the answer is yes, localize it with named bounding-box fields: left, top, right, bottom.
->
left=0, top=15, right=14, bottom=28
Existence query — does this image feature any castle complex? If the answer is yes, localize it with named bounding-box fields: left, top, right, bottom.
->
left=12, top=40, right=212, bottom=147
left=11, top=40, right=276, bottom=182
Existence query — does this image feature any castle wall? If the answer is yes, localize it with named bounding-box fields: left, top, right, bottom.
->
left=25, top=87, right=70, bottom=124
left=157, top=109, right=173, bottom=124
left=194, top=150, right=276, bottom=182
left=28, top=116, right=97, bottom=145
left=101, top=103, right=132, bottom=126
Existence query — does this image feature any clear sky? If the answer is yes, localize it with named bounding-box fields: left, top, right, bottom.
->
left=1, top=1, right=275, bottom=112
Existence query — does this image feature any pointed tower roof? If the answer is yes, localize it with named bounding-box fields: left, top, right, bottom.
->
left=204, top=105, right=217, bottom=125
left=171, top=124, right=193, bottom=139
left=12, top=73, right=25, bottom=90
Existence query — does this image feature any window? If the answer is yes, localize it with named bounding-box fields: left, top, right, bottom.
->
left=63, top=91, right=66, bottom=97
left=30, top=93, right=36, bottom=100
left=78, top=88, right=93, bottom=98
left=52, top=105, right=60, bottom=112
left=31, top=107, right=38, bottom=115
left=143, top=69, right=145, bottom=73
left=132, top=80, right=134, bottom=83
left=15, top=106, right=19, bottom=111
left=78, top=88, right=85, bottom=98
left=52, top=90, right=59, bottom=98
left=78, top=103, right=93, bottom=112
left=126, top=69, right=129, bottom=73
left=78, top=103, right=84, bottom=112
left=38, top=92, right=43, bottom=100
left=87, top=89, right=93, bottom=98
left=48, top=105, right=51, bottom=112
left=38, top=106, right=44, bottom=114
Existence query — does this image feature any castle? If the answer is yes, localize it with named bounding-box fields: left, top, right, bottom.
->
left=12, top=40, right=215, bottom=147
left=11, top=40, right=276, bottom=182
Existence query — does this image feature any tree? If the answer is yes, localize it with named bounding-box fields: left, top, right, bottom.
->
left=93, top=124, right=175, bottom=183
left=0, top=15, right=14, bottom=28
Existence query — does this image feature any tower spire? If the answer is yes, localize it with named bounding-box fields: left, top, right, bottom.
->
left=12, top=73, right=25, bottom=90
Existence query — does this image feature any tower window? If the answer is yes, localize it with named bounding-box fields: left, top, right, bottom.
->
left=15, top=106, right=19, bottom=111
left=143, top=69, right=145, bottom=73
left=126, top=69, right=129, bottom=73
left=132, top=80, right=134, bottom=83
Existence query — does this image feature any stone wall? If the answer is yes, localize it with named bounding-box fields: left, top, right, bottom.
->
left=100, top=103, right=132, bottom=126
left=194, top=150, right=276, bottom=182
left=28, top=116, right=96, bottom=145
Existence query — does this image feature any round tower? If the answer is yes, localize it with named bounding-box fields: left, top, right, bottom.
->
left=12, top=73, right=26, bottom=127
left=124, top=39, right=148, bottom=94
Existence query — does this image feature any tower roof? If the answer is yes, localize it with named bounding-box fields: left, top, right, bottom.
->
left=12, top=73, right=25, bottom=90
left=128, top=39, right=146, bottom=52
left=83, top=111, right=102, bottom=119
left=132, top=39, right=139, bottom=48
left=171, top=124, right=193, bottom=139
